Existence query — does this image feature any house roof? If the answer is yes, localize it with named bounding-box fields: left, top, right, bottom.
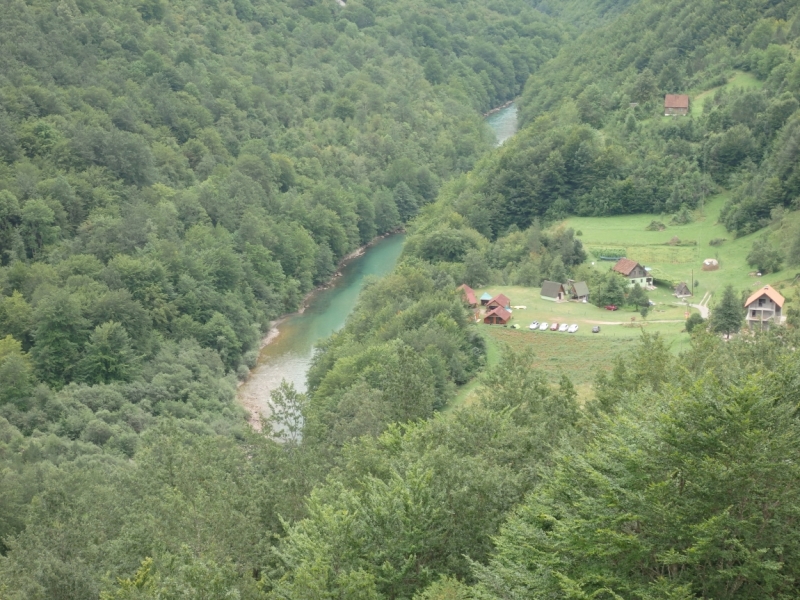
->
left=664, top=94, right=689, bottom=109
left=612, top=258, right=642, bottom=276
left=541, top=280, right=564, bottom=298
left=485, top=306, right=511, bottom=321
left=488, top=293, right=510, bottom=307
left=675, top=282, right=690, bottom=293
left=480, top=292, right=492, bottom=300
left=745, top=285, right=785, bottom=308
left=457, top=284, right=477, bottom=305
left=572, top=281, right=590, bottom=297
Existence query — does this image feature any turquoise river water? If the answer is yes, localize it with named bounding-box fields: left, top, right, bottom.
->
left=238, top=103, right=517, bottom=422
left=485, top=102, right=518, bottom=146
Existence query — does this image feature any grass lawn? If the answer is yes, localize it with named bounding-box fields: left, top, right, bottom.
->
left=448, top=68, right=795, bottom=413
left=565, top=193, right=800, bottom=302
left=448, top=195, right=800, bottom=412
left=691, top=70, right=763, bottom=116
left=447, top=283, right=695, bottom=411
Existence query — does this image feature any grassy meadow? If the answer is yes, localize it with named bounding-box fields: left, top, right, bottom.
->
left=565, top=193, right=800, bottom=301
left=691, top=70, right=763, bottom=116
left=450, top=191, right=800, bottom=411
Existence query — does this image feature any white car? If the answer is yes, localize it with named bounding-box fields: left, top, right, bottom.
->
left=567, top=324, right=579, bottom=333
left=529, top=321, right=539, bottom=330
left=539, top=322, right=549, bottom=331
left=558, top=323, right=569, bottom=332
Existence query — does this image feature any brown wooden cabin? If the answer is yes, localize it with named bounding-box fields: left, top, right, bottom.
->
left=486, top=293, right=511, bottom=310
left=457, top=284, right=478, bottom=307
left=664, top=94, right=689, bottom=116
left=484, top=306, right=511, bottom=325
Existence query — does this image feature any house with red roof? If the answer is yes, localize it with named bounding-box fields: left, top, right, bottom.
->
left=612, top=258, right=653, bottom=288
left=485, top=293, right=511, bottom=310
left=457, top=284, right=477, bottom=307
left=745, top=285, right=784, bottom=331
left=483, top=306, right=511, bottom=325
left=664, top=94, right=689, bottom=116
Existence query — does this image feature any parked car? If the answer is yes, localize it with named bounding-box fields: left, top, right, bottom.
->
left=539, top=322, right=549, bottom=331
left=558, top=323, right=569, bottom=332
left=529, top=321, right=539, bottom=330
left=592, top=326, right=601, bottom=333
left=567, top=324, right=579, bottom=333
left=604, top=305, right=618, bottom=311
left=550, top=322, right=559, bottom=331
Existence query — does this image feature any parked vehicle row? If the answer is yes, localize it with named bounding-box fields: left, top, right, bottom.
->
left=528, top=321, right=579, bottom=333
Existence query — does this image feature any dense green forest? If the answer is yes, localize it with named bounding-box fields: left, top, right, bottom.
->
left=0, top=0, right=565, bottom=438
left=403, top=0, right=800, bottom=290
left=4, top=0, right=800, bottom=597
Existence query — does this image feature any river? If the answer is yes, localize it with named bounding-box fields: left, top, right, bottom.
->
left=237, top=103, right=517, bottom=424
left=238, top=234, right=405, bottom=423
left=485, top=102, right=518, bottom=146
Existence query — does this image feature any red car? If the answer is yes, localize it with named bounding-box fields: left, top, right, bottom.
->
left=604, top=305, right=618, bottom=311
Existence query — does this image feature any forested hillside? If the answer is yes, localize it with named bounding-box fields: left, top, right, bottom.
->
left=0, top=0, right=564, bottom=440
left=400, top=0, right=800, bottom=291
left=0, top=0, right=568, bottom=593
left=4, top=0, right=800, bottom=598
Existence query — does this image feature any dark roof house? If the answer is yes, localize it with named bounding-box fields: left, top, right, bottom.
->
left=674, top=282, right=691, bottom=297
left=540, top=281, right=566, bottom=302
left=664, top=94, right=689, bottom=116
left=483, top=306, right=511, bottom=325
left=457, top=284, right=477, bottom=307
left=571, top=281, right=590, bottom=301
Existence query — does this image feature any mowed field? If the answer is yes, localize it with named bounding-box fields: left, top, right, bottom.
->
left=564, top=193, right=800, bottom=303
left=450, top=191, right=800, bottom=411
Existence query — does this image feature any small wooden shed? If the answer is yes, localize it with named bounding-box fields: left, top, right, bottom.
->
left=484, top=306, right=511, bottom=325
left=570, top=281, right=590, bottom=302
left=479, top=292, right=492, bottom=306
left=674, top=282, right=691, bottom=298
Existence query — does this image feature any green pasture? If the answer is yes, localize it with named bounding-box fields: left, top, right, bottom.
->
left=565, top=193, right=800, bottom=302
left=691, top=70, right=763, bottom=116
left=446, top=282, right=696, bottom=410
left=451, top=172, right=800, bottom=413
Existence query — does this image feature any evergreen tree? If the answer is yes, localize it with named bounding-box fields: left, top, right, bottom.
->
left=594, top=271, right=626, bottom=307
left=711, top=285, right=744, bottom=338
left=626, top=282, right=649, bottom=309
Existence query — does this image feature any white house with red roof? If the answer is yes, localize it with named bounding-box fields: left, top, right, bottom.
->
left=612, top=258, right=653, bottom=288
left=744, top=285, right=785, bottom=331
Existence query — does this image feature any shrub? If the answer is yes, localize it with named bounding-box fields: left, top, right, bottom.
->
left=686, top=312, right=705, bottom=333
